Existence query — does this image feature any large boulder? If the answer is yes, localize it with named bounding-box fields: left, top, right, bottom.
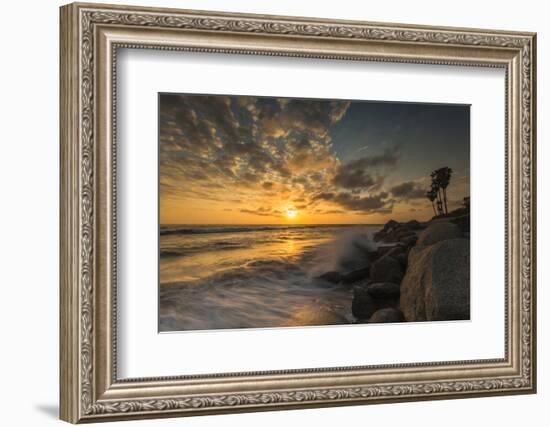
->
left=373, top=231, right=386, bottom=242
left=395, top=252, right=407, bottom=269
left=367, top=250, right=381, bottom=262
left=451, top=215, right=470, bottom=233
left=370, top=254, right=404, bottom=284
left=374, top=220, right=400, bottom=242
left=367, top=282, right=400, bottom=300
left=385, top=245, right=405, bottom=259
left=400, top=234, right=418, bottom=248
left=352, top=285, right=377, bottom=320
left=367, top=282, right=400, bottom=309
left=369, top=308, right=405, bottom=323
left=400, top=238, right=470, bottom=321
left=416, top=222, right=462, bottom=247
left=395, top=229, right=416, bottom=241
left=381, top=219, right=399, bottom=232
left=374, top=219, right=423, bottom=243
left=341, top=266, right=370, bottom=284
left=405, top=219, right=422, bottom=230
left=376, top=244, right=399, bottom=258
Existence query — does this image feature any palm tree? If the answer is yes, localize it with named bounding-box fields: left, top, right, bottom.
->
left=436, top=167, right=453, bottom=214
left=430, top=171, right=440, bottom=214
left=426, top=189, right=437, bottom=216
left=429, top=177, right=444, bottom=216
left=431, top=167, right=453, bottom=215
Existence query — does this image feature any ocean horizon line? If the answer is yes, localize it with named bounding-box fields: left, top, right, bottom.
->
left=159, top=223, right=385, bottom=236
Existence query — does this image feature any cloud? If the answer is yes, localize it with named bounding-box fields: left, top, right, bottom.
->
left=346, top=148, right=400, bottom=169
left=259, top=99, right=351, bottom=139
left=389, top=181, right=426, bottom=200
left=319, top=209, right=345, bottom=215
left=241, top=172, right=262, bottom=184
left=284, top=137, right=338, bottom=174
left=159, top=94, right=353, bottom=203
left=240, top=207, right=280, bottom=217
left=333, top=167, right=377, bottom=190
left=313, top=191, right=392, bottom=214
left=331, top=149, right=398, bottom=190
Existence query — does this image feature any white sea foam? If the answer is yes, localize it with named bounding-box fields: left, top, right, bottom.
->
left=159, top=224, right=380, bottom=331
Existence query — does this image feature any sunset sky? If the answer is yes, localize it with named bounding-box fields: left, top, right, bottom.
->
left=159, top=93, right=469, bottom=225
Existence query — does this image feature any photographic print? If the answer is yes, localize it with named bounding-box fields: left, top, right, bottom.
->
left=159, top=93, right=470, bottom=332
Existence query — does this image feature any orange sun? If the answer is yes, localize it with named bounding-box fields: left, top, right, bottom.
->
left=286, top=208, right=297, bottom=219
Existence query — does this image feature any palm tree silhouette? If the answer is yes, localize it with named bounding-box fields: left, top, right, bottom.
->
left=430, top=179, right=444, bottom=216
left=426, top=189, right=437, bottom=216
left=436, top=167, right=453, bottom=214
left=429, top=167, right=453, bottom=216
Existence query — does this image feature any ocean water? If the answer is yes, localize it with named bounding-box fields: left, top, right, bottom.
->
left=159, top=224, right=381, bottom=332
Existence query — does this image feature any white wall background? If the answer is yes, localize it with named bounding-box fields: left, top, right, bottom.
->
left=0, top=0, right=545, bottom=426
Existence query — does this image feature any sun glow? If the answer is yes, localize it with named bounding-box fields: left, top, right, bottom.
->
left=286, top=208, right=297, bottom=219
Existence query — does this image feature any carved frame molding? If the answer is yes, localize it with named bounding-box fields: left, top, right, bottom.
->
left=60, top=2, right=536, bottom=423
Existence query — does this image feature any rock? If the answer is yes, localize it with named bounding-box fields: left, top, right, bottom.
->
left=416, top=222, right=462, bottom=247
left=400, top=234, right=418, bottom=248
left=373, top=230, right=387, bottom=242
left=451, top=215, right=470, bottom=233
left=449, top=207, right=468, bottom=217
left=396, top=229, right=415, bottom=240
left=370, top=254, right=404, bottom=284
left=352, top=286, right=377, bottom=320
left=316, top=271, right=341, bottom=284
left=337, top=245, right=372, bottom=273
left=376, top=244, right=399, bottom=258
left=395, top=253, right=407, bottom=269
left=342, top=266, right=370, bottom=284
left=366, top=282, right=400, bottom=309
left=385, top=245, right=404, bottom=258
left=369, top=308, right=405, bottom=323
left=405, top=219, right=422, bottom=230
left=400, top=238, right=470, bottom=321
left=384, top=219, right=399, bottom=231
left=374, top=220, right=400, bottom=242
left=375, top=219, right=425, bottom=244
left=367, top=282, right=401, bottom=299
left=367, top=250, right=381, bottom=262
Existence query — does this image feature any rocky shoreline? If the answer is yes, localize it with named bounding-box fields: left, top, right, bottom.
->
left=316, top=214, right=470, bottom=324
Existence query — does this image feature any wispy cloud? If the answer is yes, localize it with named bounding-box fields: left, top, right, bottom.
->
left=389, top=180, right=426, bottom=200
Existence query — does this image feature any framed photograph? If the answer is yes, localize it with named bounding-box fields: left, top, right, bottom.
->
left=60, top=2, right=537, bottom=423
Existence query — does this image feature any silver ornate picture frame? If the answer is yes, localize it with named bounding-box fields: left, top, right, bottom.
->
left=60, top=2, right=536, bottom=423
